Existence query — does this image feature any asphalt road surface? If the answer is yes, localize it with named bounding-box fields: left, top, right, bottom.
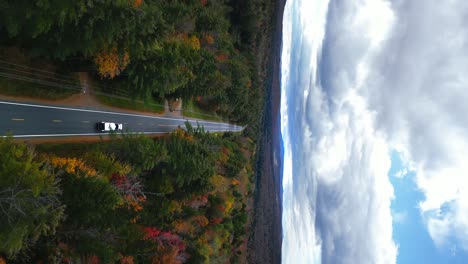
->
left=0, top=100, right=243, bottom=138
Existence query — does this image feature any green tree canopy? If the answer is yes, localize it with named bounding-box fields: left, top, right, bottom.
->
left=0, top=137, right=64, bottom=257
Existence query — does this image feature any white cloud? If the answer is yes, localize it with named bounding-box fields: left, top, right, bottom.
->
left=392, top=211, right=408, bottom=224
left=356, top=0, right=468, bottom=252
left=283, top=0, right=468, bottom=262
left=281, top=0, right=397, bottom=263
left=393, top=168, right=407, bottom=179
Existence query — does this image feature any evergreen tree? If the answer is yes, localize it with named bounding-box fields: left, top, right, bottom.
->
left=0, top=137, right=64, bottom=257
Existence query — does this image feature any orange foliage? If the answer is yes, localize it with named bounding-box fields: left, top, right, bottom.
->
left=215, top=53, right=228, bottom=62
left=0, top=257, right=6, bottom=264
left=202, top=34, right=214, bottom=45
left=152, top=245, right=180, bottom=264
left=192, top=215, right=209, bottom=227
left=94, top=47, right=130, bottom=79
left=126, top=194, right=145, bottom=212
left=231, top=179, right=240, bottom=186
left=173, top=220, right=192, bottom=234
left=132, top=0, right=143, bottom=8
left=119, top=255, right=135, bottom=264
left=50, top=156, right=97, bottom=177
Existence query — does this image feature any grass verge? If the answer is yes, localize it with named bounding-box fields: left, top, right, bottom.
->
left=0, top=76, right=78, bottom=100
left=96, top=94, right=164, bottom=113
left=182, top=99, right=225, bottom=122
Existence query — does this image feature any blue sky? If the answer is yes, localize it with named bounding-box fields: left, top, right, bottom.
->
left=390, top=152, right=468, bottom=264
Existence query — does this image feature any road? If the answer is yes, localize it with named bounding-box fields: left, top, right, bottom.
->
left=0, top=100, right=243, bottom=138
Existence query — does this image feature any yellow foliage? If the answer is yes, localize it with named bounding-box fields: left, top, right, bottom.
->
left=225, top=196, right=234, bottom=213
left=118, top=194, right=146, bottom=214
left=50, top=156, right=97, bottom=177
left=168, top=200, right=182, bottom=214
left=94, top=47, right=130, bottom=79
left=173, top=128, right=195, bottom=143
left=218, top=151, right=228, bottom=165
left=186, top=36, right=201, bottom=51
left=210, top=175, right=229, bottom=192
left=231, top=179, right=240, bottom=186
left=173, top=220, right=193, bottom=234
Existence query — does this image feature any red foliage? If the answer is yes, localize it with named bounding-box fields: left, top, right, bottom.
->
left=144, top=227, right=186, bottom=251
left=90, top=256, right=100, bottom=264
left=186, top=194, right=209, bottom=209
left=144, top=227, right=161, bottom=240
left=112, top=174, right=128, bottom=187
left=216, top=205, right=226, bottom=212
left=111, top=174, right=146, bottom=211
left=200, top=0, right=208, bottom=7
left=211, top=217, right=223, bottom=224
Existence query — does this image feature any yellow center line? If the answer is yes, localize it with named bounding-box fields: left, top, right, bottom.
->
left=52, top=120, right=63, bottom=123
left=11, top=118, right=24, bottom=121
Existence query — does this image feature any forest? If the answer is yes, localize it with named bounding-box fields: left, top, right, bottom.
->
left=0, top=0, right=273, bottom=126
left=0, top=0, right=276, bottom=263
left=1, top=124, right=255, bottom=263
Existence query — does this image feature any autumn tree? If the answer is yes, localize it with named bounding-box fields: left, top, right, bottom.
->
left=94, top=47, right=130, bottom=79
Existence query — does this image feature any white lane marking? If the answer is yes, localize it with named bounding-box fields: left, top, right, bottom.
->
left=81, top=121, right=90, bottom=123
left=0, top=100, right=241, bottom=128
left=8, top=132, right=166, bottom=138
left=6, top=130, right=232, bottom=138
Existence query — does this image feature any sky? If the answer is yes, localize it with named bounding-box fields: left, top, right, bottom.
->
left=280, top=0, right=468, bottom=263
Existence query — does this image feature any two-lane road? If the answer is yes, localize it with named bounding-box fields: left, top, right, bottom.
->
left=0, top=101, right=243, bottom=138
